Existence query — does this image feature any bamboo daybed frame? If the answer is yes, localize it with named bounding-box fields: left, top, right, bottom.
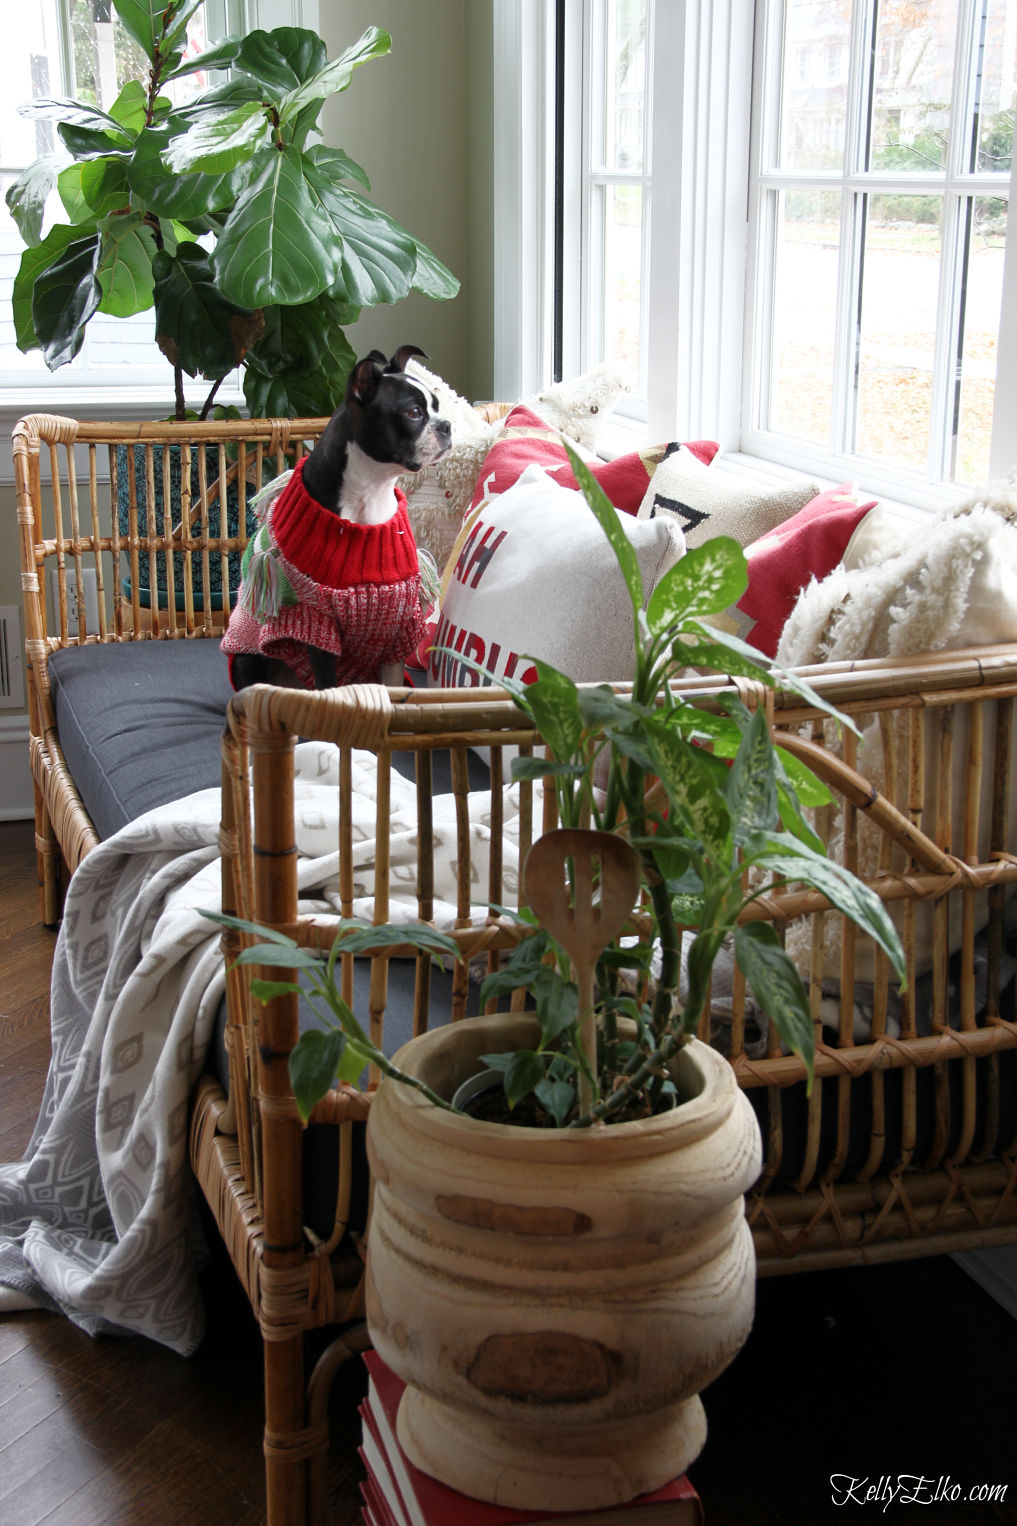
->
left=13, top=411, right=1017, bottom=1524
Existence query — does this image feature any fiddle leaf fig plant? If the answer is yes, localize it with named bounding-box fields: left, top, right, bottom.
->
left=206, top=444, right=907, bottom=1128
left=6, top=4, right=458, bottom=420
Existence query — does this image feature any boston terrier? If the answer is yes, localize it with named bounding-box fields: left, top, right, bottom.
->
left=223, top=346, right=451, bottom=691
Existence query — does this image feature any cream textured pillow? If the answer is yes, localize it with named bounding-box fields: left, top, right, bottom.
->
left=426, top=470, right=685, bottom=689
left=397, top=362, right=629, bottom=571
left=637, top=447, right=820, bottom=549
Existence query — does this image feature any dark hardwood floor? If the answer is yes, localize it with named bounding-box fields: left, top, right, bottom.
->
left=0, top=820, right=366, bottom=1526
left=2, top=817, right=1016, bottom=1525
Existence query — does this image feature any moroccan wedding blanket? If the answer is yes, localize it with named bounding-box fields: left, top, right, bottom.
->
left=0, top=744, right=520, bottom=1355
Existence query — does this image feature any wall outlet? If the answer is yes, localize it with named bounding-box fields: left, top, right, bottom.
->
left=0, top=605, right=25, bottom=709
left=50, top=568, right=100, bottom=633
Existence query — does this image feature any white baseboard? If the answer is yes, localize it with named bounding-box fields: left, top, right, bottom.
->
left=0, top=716, right=34, bottom=820
left=953, top=1248, right=1017, bottom=1321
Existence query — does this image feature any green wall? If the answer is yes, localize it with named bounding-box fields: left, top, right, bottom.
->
left=318, top=0, right=493, bottom=401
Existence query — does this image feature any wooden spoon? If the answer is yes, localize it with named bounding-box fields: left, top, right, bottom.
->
left=523, top=828, right=643, bottom=1116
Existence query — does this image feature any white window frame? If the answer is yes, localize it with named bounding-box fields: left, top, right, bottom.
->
left=495, top=0, right=756, bottom=447
left=0, top=0, right=317, bottom=446
left=495, top=0, right=1017, bottom=512
left=742, top=0, right=1017, bottom=507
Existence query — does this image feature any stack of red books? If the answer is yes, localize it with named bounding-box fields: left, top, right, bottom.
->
left=359, top=1351, right=704, bottom=1526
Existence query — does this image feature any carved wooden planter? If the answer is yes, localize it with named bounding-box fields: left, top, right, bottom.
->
left=365, top=1011, right=762, bottom=1512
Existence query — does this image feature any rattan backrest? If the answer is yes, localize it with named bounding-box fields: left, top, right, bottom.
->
left=219, top=654, right=1017, bottom=1229
left=13, top=413, right=328, bottom=651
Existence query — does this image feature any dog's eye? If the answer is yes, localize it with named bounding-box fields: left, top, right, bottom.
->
left=406, top=404, right=424, bottom=420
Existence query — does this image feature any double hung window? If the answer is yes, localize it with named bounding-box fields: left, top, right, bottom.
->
left=746, top=0, right=1017, bottom=493
left=541, top=0, right=1017, bottom=501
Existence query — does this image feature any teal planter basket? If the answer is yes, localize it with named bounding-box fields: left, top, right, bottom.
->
left=114, top=442, right=257, bottom=609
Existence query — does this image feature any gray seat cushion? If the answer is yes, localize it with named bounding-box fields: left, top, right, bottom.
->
left=49, top=638, right=232, bottom=840
left=48, top=638, right=493, bottom=1238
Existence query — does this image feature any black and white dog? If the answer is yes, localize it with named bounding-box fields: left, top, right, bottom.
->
left=223, top=346, right=451, bottom=691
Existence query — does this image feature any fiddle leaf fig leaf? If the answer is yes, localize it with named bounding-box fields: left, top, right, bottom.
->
left=113, top=0, right=186, bottom=62
left=214, top=145, right=341, bottom=308
left=301, top=164, right=417, bottom=307
left=18, top=97, right=132, bottom=140
left=6, top=155, right=64, bottom=246
left=160, top=0, right=204, bottom=53
left=245, top=297, right=332, bottom=377
left=170, top=79, right=265, bottom=122
left=96, top=212, right=157, bottom=317
left=127, top=124, right=241, bottom=219
left=278, top=26, right=392, bottom=121
left=12, top=226, right=84, bottom=349
left=299, top=144, right=371, bottom=192
left=734, top=922, right=815, bottom=1089
left=59, top=158, right=131, bottom=223
left=153, top=244, right=261, bottom=378
left=58, top=122, right=134, bottom=161
left=411, top=235, right=461, bottom=300
left=164, top=102, right=272, bottom=176
left=166, top=34, right=244, bottom=80
left=242, top=356, right=349, bottom=421
left=232, top=27, right=329, bottom=93
left=30, top=231, right=102, bottom=368
left=108, top=81, right=149, bottom=135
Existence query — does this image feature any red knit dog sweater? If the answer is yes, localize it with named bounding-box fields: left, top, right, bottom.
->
left=221, top=458, right=427, bottom=689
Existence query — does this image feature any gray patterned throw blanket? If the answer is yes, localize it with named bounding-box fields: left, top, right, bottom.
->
left=0, top=744, right=520, bottom=1354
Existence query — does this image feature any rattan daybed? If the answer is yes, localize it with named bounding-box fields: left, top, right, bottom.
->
left=12, top=411, right=1017, bottom=1525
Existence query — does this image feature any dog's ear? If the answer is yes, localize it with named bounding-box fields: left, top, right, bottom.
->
left=388, top=344, right=428, bottom=374
left=346, top=352, right=387, bottom=406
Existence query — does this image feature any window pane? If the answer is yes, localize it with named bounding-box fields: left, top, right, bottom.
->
left=601, top=0, right=646, bottom=173
left=779, top=0, right=851, bottom=170
left=0, top=6, right=64, bottom=378
left=600, top=184, right=643, bottom=390
left=855, top=192, right=942, bottom=469
left=974, top=0, right=1017, bottom=172
left=870, top=0, right=958, bottom=171
left=768, top=189, right=841, bottom=443
left=1, top=4, right=213, bottom=383
left=955, top=196, right=1008, bottom=482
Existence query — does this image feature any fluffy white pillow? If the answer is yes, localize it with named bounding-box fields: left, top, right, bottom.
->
left=426, top=469, right=685, bottom=689
left=778, top=501, right=1017, bottom=993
